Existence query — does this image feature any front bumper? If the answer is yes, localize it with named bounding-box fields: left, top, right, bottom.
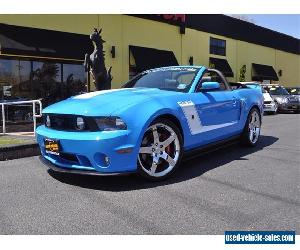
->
left=39, top=156, right=130, bottom=176
left=263, top=102, right=277, bottom=112
left=36, top=125, right=139, bottom=174
left=278, top=103, right=300, bottom=111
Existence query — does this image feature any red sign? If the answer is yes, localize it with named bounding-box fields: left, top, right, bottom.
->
left=157, top=14, right=186, bottom=24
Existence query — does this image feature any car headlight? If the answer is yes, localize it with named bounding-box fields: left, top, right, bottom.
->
left=76, top=117, right=85, bottom=130
left=276, top=97, right=288, bottom=104
left=94, top=117, right=127, bottom=131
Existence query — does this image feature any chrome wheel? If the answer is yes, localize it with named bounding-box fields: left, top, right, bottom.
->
left=248, top=110, right=261, bottom=144
left=138, top=123, right=181, bottom=178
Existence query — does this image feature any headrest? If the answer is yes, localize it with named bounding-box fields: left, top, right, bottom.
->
left=200, top=76, right=212, bottom=83
left=165, top=79, right=177, bottom=84
left=164, top=79, right=177, bottom=88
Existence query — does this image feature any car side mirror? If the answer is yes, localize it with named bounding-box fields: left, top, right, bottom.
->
left=201, top=82, right=220, bottom=91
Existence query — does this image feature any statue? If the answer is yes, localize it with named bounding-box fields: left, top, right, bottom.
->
left=84, top=28, right=112, bottom=91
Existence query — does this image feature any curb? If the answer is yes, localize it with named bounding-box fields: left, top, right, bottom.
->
left=0, top=143, right=40, bottom=161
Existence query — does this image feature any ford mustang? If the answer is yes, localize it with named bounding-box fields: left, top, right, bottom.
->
left=36, top=66, right=263, bottom=180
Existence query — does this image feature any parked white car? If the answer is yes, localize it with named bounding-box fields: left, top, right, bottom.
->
left=262, top=88, right=278, bottom=114
left=238, top=82, right=277, bottom=114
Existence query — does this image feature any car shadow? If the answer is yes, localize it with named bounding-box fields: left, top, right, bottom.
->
left=48, top=135, right=279, bottom=192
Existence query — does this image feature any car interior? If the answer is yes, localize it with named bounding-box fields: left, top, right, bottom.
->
left=195, top=69, right=230, bottom=92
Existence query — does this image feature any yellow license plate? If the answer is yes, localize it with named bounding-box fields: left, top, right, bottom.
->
left=44, top=138, right=60, bottom=155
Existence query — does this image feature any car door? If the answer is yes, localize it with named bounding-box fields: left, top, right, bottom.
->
left=182, top=70, right=241, bottom=148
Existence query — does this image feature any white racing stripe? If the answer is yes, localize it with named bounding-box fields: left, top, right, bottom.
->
left=178, top=101, right=203, bottom=135
left=199, top=122, right=237, bottom=133
left=178, top=100, right=237, bottom=135
left=73, top=89, right=127, bottom=99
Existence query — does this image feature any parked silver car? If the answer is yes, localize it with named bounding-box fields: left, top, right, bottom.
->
left=286, top=87, right=300, bottom=96
left=262, top=84, right=300, bottom=113
left=238, top=82, right=278, bottom=114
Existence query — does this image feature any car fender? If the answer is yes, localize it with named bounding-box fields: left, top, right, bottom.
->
left=117, top=100, right=190, bottom=157
left=235, top=88, right=264, bottom=127
left=137, top=108, right=189, bottom=148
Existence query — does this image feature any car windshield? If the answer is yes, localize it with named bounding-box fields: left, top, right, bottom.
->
left=287, top=88, right=300, bottom=95
left=123, top=67, right=199, bottom=92
left=267, top=86, right=290, bottom=95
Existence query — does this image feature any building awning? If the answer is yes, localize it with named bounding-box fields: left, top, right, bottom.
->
left=252, top=63, right=279, bottom=81
left=0, top=23, right=93, bottom=61
left=209, top=57, right=234, bottom=77
left=129, top=45, right=178, bottom=72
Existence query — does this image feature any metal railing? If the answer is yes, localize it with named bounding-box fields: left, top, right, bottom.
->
left=1, top=99, right=43, bottom=135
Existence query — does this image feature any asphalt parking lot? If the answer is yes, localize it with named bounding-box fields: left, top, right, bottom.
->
left=0, top=113, right=299, bottom=234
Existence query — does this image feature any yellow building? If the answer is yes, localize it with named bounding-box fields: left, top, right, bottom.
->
left=0, top=14, right=299, bottom=104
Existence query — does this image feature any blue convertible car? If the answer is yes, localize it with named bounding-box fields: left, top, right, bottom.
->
left=36, top=66, right=263, bottom=180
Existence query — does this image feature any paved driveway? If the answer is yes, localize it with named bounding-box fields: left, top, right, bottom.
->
left=0, top=113, right=299, bottom=234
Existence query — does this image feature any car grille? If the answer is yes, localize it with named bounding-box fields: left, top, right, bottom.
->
left=43, top=114, right=98, bottom=132
left=264, top=101, right=272, bottom=104
left=60, top=152, right=79, bottom=163
left=289, top=99, right=299, bottom=104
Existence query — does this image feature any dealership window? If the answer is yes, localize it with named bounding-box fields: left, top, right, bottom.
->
left=0, top=57, right=86, bottom=128
left=210, top=37, right=226, bottom=56
left=32, top=61, right=61, bottom=82
left=62, top=64, right=86, bottom=99
left=0, top=59, right=33, bottom=127
left=0, top=59, right=32, bottom=101
left=0, top=58, right=86, bottom=105
left=32, top=61, right=62, bottom=106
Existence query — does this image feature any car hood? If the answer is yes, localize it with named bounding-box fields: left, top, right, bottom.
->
left=263, top=93, right=273, bottom=102
left=272, top=94, right=288, bottom=100
left=43, top=88, right=183, bottom=116
left=272, top=95, right=300, bottom=102
left=289, top=95, right=300, bottom=101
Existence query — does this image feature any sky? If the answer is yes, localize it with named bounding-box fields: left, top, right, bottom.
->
left=230, top=14, right=300, bottom=39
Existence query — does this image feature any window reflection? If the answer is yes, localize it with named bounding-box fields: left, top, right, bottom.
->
left=0, top=59, right=31, bottom=101
left=0, top=59, right=32, bottom=128
left=0, top=58, right=86, bottom=132
left=210, top=37, right=226, bottom=56
left=0, top=58, right=86, bottom=105
left=62, top=63, right=86, bottom=99
left=32, top=61, right=62, bottom=106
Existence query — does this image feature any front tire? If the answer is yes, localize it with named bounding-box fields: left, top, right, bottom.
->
left=240, top=108, right=261, bottom=147
left=137, top=118, right=183, bottom=181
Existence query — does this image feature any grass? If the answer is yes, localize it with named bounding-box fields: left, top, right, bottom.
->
left=0, top=136, right=27, bottom=146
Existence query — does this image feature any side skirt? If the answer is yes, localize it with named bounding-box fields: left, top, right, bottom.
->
left=183, top=134, right=241, bottom=162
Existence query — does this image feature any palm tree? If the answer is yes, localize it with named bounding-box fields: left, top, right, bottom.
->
left=32, top=62, right=60, bottom=106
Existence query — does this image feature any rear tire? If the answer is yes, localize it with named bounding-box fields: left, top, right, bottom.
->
left=240, top=108, right=261, bottom=147
left=137, top=118, right=183, bottom=181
